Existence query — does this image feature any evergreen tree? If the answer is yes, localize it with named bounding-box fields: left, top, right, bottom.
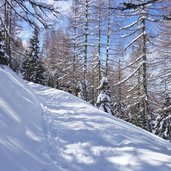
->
left=154, top=91, right=171, bottom=142
left=113, top=101, right=130, bottom=121
left=0, top=28, right=8, bottom=65
left=96, top=74, right=112, bottom=114
left=22, top=28, right=45, bottom=84
left=35, top=60, right=46, bottom=85
left=22, top=50, right=33, bottom=81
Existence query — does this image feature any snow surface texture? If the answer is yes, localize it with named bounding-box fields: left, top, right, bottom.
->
left=0, top=66, right=55, bottom=171
left=1, top=66, right=171, bottom=171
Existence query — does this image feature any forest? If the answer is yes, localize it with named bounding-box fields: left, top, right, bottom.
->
left=0, top=0, right=171, bottom=142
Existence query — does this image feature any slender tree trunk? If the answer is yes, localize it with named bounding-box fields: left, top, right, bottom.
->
left=97, top=1, right=101, bottom=86
left=72, top=4, right=77, bottom=94
left=106, top=0, right=111, bottom=77
left=137, top=68, right=141, bottom=110
left=5, top=0, right=12, bottom=66
left=142, top=12, right=151, bottom=132
left=83, top=0, right=89, bottom=101
left=118, top=59, right=122, bottom=103
left=91, top=54, right=95, bottom=104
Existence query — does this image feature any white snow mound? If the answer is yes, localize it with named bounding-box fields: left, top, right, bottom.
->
left=0, top=66, right=55, bottom=171
left=1, top=66, right=171, bottom=171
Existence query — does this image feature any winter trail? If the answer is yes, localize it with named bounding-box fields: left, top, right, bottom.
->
left=1, top=66, right=171, bottom=171
left=28, top=82, right=171, bottom=171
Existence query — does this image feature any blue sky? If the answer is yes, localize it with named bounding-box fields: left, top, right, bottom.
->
left=18, top=0, right=72, bottom=47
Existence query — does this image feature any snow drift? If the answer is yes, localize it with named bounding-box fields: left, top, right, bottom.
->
left=0, top=66, right=54, bottom=171
left=0, top=66, right=171, bottom=171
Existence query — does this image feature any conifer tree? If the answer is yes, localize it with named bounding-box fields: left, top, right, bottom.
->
left=21, top=50, right=32, bottom=81
left=0, top=27, right=8, bottom=65
left=22, top=28, right=45, bottom=84
left=96, top=74, right=112, bottom=114
left=154, top=91, right=171, bottom=142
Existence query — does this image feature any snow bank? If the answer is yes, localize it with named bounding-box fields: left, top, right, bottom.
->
left=30, top=82, right=171, bottom=171
left=1, top=65, right=171, bottom=171
left=0, top=66, right=54, bottom=171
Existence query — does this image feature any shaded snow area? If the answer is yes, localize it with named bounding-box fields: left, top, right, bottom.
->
left=1, top=66, right=171, bottom=171
left=29, top=86, right=171, bottom=171
left=0, top=66, right=55, bottom=171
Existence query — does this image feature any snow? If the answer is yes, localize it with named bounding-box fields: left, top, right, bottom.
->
left=122, top=33, right=144, bottom=52
left=97, top=76, right=108, bottom=90
left=121, top=17, right=141, bottom=30
left=1, top=66, right=171, bottom=171
left=0, top=66, right=55, bottom=171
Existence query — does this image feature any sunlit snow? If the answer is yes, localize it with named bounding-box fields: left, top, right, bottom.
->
left=0, top=66, right=171, bottom=171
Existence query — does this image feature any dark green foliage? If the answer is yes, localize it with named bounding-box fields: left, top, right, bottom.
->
left=22, top=28, right=45, bottom=84
left=0, top=28, right=8, bottom=65
left=22, top=50, right=33, bottom=81
left=113, top=101, right=130, bottom=122
left=154, top=92, right=171, bottom=142
left=34, top=60, right=46, bottom=85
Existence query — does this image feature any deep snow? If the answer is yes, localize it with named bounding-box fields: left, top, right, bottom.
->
left=0, top=66, right=55, bottom=171
left=1, top=66, right=171, bottom=171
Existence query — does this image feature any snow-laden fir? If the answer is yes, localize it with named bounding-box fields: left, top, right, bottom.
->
left=0, top=66, right=171, bottom=171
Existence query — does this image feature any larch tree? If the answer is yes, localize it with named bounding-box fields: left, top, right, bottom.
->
left=43, top=28, right=71, bottom=91
left=114, top=0, right=166, bottom=131
left=0, top=1, right=25, bottom=70
left=0, top=0, right=61, bottom=71
left=0, top=0, right=59, bottom=29
left=81, top=0, right=90, bottom=101
left=150, top=1, right=171, bottom=139
left=68, top=0, right=91, bottom=100
left=112, top=52, right=130, bottom=121
left=105, top=0, right=112, bottom=77
left=68, top=0, right=84, bottom=96
left=43, top=29, right=59, bottom=88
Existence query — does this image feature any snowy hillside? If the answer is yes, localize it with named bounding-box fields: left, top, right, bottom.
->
left=0, top=66, right=55, bottom=171
left=1, top=66, right=171, bottom=171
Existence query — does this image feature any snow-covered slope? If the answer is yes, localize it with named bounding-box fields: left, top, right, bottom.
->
left=1, top=66, right=171, bottom=171
left=0, top=66, right=55, bottom=171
